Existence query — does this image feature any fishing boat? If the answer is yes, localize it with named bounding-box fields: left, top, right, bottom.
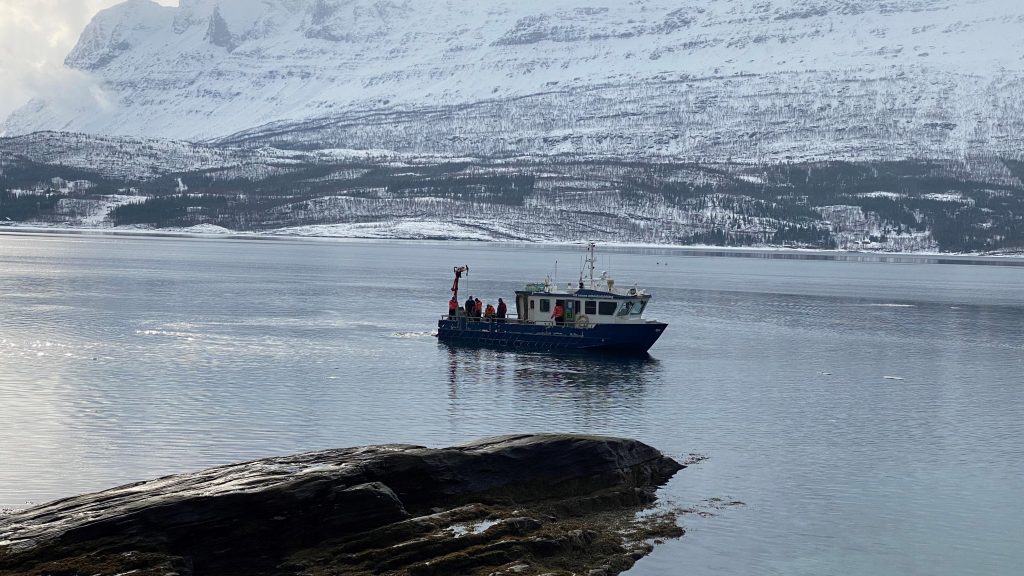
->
left=437, top=243, right=667, bottom=353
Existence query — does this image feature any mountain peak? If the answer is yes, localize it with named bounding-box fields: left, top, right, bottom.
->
left=64, top=0, right=173, bottom=70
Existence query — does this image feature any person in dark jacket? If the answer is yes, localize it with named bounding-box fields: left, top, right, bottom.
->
left=465, top=295, right=475, bottom=317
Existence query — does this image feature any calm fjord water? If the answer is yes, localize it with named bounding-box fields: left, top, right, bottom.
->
left=1, top=233, right=1022, bottom=575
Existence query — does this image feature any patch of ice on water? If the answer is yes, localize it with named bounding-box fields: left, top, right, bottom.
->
left=136, top=329, right=198, bottom=341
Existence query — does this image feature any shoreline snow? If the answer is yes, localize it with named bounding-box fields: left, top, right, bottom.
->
left=1, top=223, right=1021, bottom=260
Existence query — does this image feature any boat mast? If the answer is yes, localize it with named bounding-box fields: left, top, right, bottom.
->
left=580, top=242, right=596, bottom=289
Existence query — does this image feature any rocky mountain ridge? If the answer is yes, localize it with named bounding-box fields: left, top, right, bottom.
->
left=4, top=0, right=1024, bottom=162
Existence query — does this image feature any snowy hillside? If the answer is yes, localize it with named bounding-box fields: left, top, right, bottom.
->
left=4, top=0, right=1024, bottom=160
left=4, top=130, right=1023, bottom=253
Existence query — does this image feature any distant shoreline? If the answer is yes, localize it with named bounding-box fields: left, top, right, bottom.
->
left=2, top=224, right=1022, bottom=263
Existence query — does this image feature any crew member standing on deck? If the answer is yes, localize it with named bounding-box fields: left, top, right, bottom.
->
left=496, top=298, right=507, bottom=321
left=465, top=295, right=475, bottom=317
left=551, top=302, right=565, bottom=325
left=474, top=297, right=483, bottom=318
left=448, top=296, right=458, bottom=318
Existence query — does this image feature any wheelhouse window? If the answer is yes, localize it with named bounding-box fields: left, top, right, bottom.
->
left=598, top=301, right=617, bottom=315
left=634, top=301, right=648, bottom=316
left=539, top=299, right=551, bottom=313
left=617, top=300, right=645, bottom=317
left=585, top=300, right=597, bottom=315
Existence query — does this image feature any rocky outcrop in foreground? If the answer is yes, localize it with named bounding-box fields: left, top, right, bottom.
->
left=0, top=434, right=684, bottom=576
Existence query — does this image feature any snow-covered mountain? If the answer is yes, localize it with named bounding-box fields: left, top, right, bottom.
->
left=5, top=0, right=1024, bottom=161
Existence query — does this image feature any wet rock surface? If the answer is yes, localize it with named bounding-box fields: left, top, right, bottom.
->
left=0, top=434, right=684, bottom=576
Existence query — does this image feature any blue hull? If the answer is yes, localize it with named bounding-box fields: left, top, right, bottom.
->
left=437, top=317, right=667, bottom=353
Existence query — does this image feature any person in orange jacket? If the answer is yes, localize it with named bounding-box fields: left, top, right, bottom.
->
left=551, top=303, right=564, bottom=325
left=484, top=303, right=496, bottom=319
left=448, top=296, right=458, bottom=318
left=474, top=297, right=483, bottom=318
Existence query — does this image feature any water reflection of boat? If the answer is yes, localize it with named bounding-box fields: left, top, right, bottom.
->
left=442, top=343, right=660, bottom=392
left=511, top=353, right=660, bottom=390
left=437, top=243, right=667, bottom=353
left=442, top=345, right=661, bottom=429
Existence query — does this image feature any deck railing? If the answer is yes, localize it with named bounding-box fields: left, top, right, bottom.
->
left=440, top=315, right=530, bottom=325
left=439, top=315, right=595, bottom=328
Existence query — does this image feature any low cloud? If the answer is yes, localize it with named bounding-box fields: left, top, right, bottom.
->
left=0, top=0, right=177, bottom=131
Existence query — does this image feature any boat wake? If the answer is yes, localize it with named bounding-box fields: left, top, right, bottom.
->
left=394, top=331, right=436, bottom=339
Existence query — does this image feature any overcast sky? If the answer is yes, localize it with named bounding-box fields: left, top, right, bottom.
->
left=0, top=0, right=177, bottom=124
